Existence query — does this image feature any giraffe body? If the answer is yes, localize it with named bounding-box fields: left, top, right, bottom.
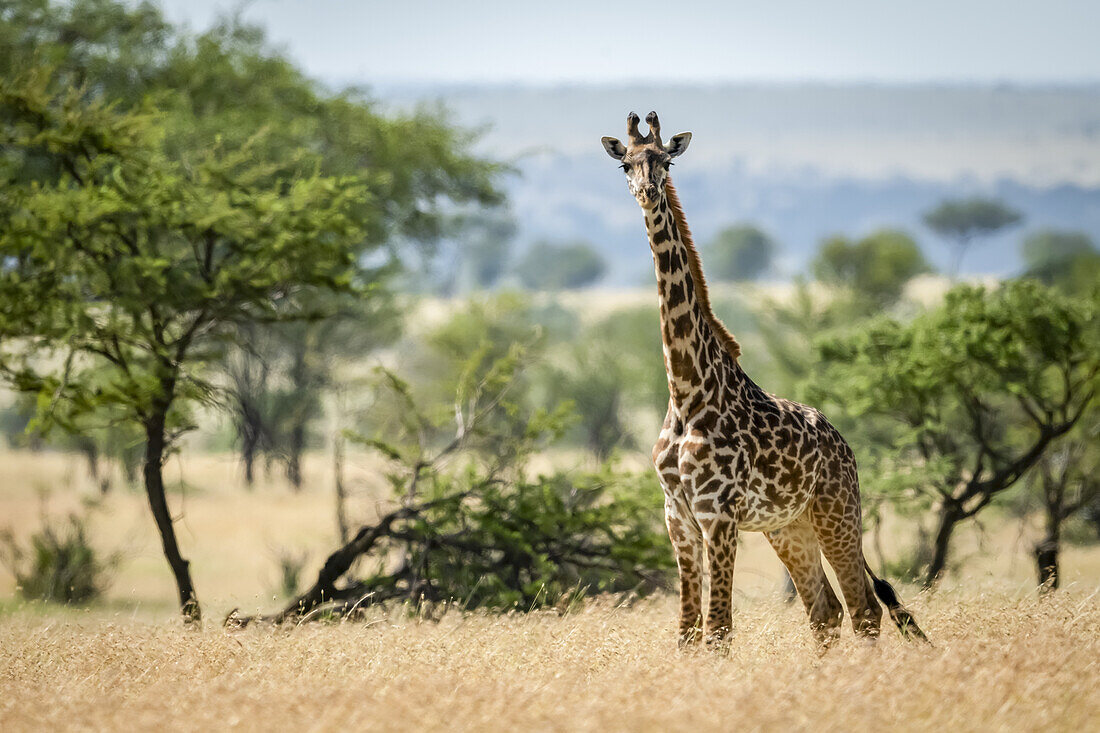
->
left=602, top=112, right=926, bottom=648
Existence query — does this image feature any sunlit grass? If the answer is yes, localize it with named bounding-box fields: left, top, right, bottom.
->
left=1, top=447, right=1098, bottom=731
left=2, top=591, right=1098, bottom=731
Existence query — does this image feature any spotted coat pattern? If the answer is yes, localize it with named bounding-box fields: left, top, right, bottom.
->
left=603, top=113, right=883, bottom=648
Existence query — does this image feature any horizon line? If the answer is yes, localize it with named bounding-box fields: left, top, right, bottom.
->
left=330, top=76, right=1100, bottom=94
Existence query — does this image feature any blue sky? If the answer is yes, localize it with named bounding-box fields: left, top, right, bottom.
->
left=160, top=1, right=1100, bottom=86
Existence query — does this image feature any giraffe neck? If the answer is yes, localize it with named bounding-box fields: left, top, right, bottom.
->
left=645, top=180, right=740, bottom=417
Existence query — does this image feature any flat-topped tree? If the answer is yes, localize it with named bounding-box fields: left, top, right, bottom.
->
left=922, top=197, right=1022, bottom=277
left=0, top=72, right=367, bottom=624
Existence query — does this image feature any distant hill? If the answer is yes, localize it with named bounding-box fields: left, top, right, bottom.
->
left=377, top=84, right=1100, bottom=284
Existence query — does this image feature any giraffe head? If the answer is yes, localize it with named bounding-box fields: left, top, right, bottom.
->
left=602, top=111, right=692, bottom=210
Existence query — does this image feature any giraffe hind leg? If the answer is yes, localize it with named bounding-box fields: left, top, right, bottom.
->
left=809, top=481, right=883, bottom=639
left=767, top=514, right=843, bottom=646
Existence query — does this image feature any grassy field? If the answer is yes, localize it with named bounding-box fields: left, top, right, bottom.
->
left=2, top=448, right=1099, bottom=731
left=2, top=592, right=1098, bottom=731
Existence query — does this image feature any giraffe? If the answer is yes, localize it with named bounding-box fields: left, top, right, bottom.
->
left=601, top=111, right=927, bottom=649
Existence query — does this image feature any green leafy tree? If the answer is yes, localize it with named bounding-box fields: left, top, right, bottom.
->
left=811, top=281, right=1098, bottom=587
left=922, top=197, right=1023, bottom=276
left=705, top=224, right=777, bottom=282
left=588, top=307, right=669, bottom=426
left=0, top=72, right=368, bottom=623
left=812, top=229, right=931, bottom=308
left=1021, top=229, right=1100, bottom=297
left=154, top=20, right=504, bottom=485
left=543, top=306, right=671, bottom=458
left=751, top=279, right=862, bottom=396
left=413, top=294, right=565, bottom=410
left=225, top=291, right=401, bottom=490
left=0, top=0, right=172, bottom=105
left=545, top=339, right=633, bottom=460
left=2, top=1, right=505, bottom=489
left=516, top=240, right=607, bottom=290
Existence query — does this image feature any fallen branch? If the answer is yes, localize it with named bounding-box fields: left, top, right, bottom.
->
left=225, top=491, right=470, bottom=627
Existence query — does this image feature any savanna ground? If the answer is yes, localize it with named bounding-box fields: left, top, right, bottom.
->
left=2, top=447, right=1099, bottom=732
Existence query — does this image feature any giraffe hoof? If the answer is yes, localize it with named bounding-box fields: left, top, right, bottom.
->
left=677, top=628, right=703, bottom=650
left=704, top=629, right=732, bottom=654
left=814, top=629, right=841, bottom=655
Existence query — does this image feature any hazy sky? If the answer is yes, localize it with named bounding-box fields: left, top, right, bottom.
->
left=159, top=1, right=1100, bottom=86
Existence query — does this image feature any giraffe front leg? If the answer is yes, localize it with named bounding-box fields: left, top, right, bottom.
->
left=665, top=494, right=703, bottom=648
left=675, top=542, right=704, bottom=647
left=703, top=519, right=738, bottom=650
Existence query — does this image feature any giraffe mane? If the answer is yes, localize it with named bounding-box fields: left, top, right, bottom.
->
left=663, top=179, right=741, bottom=361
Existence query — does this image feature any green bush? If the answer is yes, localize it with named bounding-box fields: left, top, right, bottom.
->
left=350, top=464, right=672, bottom=611
left=812, top=229, right=930, bottom=307
left=1021, top=229, right=1100, bottom=297
left=515, top=240, right=607, bottom=290
left=360, top=345, right=674, bottom=609
left=705, top=223, right=777, bottom=281
left=1, top=510, right=119, bottom=604
left=254, top=342, right=675, bottom=623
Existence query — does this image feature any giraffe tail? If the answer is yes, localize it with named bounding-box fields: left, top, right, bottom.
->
left=866, top=565, right=930, bottom=644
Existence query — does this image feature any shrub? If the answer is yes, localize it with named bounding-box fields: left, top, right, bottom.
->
left=812, top=229, right=930, bottom=307
left=706, top=224, right=777, bottom=281
left=1, top=509, right=119, bottom=604
left=238, top=344, right=674, bottom=624
left=515, top=240, right=607, bottom=290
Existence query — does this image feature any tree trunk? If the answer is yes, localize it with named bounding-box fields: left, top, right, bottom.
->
left=924, top=502, right=961, bottom=589
left=143, top=410, right=201, bottom=624
left=334, top=430, right=349, bottom=544
left=286, top=422, right=304, bottom=491
left=242, top=437, right=256, bottom=487
left=1035, top=482, right=1063, bottom=593
left=283, top=338, right=315, bottom=493
left=1033, top=536, right=1060, bottom=592
left=240, top=400, right=261, bottom=489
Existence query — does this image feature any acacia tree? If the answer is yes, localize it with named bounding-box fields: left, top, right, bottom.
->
left=229, top=291, right=400, bottom=490
left=812, top=281, right=1098, bottom=587
left=0, top=72, right=369, bottom=623
left=922, top=197, right=1022, bottom=277
left=2, top=0, right=504, bottom=489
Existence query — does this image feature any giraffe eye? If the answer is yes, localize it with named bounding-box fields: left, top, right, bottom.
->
left=620, top=163, right=631, bottom=172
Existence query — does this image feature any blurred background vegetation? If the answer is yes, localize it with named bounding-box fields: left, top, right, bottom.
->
left=0, top=0, right=1097, bottom=622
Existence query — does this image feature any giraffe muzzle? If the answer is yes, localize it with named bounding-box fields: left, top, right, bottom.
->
left=636, top=185, right=660, bottom=208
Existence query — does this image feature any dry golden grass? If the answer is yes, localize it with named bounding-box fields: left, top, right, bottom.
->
left=2, top=448, right=1099, bottom=731
left=2, top=591, right=1099, bottom=732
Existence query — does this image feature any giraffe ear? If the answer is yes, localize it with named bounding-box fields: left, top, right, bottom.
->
left=666, top=132, right=692, bottom=158
left=601, top=136, right=627, bottom=160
